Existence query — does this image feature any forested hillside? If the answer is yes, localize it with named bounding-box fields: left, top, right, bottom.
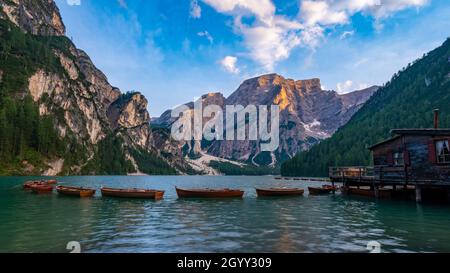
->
left=281, top=38, right=450, bottom=177
left=0, top=19, right=82, bottom=174
left=0, top=18, right=175, bottom=175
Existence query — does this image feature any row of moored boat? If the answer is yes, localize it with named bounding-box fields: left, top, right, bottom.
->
left=23, top=180, right=339, bottom=200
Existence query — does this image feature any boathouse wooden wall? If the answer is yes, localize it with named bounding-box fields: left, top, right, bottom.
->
left=372, top=135, right=450, bottom=183
left=372, top=137, right=403, bottom=166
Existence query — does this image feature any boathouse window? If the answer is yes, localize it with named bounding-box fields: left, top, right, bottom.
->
left=393, top=152, right=404, bottom=166
left=436, top=140, right=450, bottom=164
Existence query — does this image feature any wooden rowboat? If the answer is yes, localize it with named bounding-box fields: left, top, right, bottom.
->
left=323, top=185, right=338, bottom=190
left=23, top=179, right=57, bottom=190
left=101, top=187, right=165, bottom=200
left=341, top=187, right=392, bottom=199
left=30, top=184, right=54, bottom=194
left=176, top=188, right=244, bottom=199
left=57, top=186, right=96, bottom=198
left=308, top=186, right=334, bottom=195
left=341, top=186, right=371, bottom=197
left=256, top=188, right=305, bottom=197
left=23, top=181, right=46, bottom=190
left=45, top=180, right=58, bottom=185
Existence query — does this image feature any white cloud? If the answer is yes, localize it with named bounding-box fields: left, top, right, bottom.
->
left=353, top=57, right=369, bottom=67
left=202, top=0, right=429, bottom=71
left=301, top=1, right=348, bottom=26
left=236, top=17, right=304, bottom=70
left=337, top=80, right=369, bottom=94
left=203, top=0, right=304, bottom=70
left=190, top=0, right=202, bottom=19
left=67, top=0, right=81, bottom=5
left=220, top=56, right=240, bottom=74
left=300, top=0, right=429, bottom=25
left=340, top=30, right=355, bottom=40
left=370, top=0, right=429, bottom=18
left=198, top=31, right=214, bottom=43
left=337, top=80, right=353, bottom=93
left=203, top=0, right=275, bottom=24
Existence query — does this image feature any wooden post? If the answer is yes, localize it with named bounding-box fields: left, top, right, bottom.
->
left=379, top=166, right=383, bottom=185
left=359, top=168, right=362, bottom=183
left=415, top=185, right=422, bottom=203
left=404, top=165, right=408, bottom=185
left=374, top=186, right=380, bottom=199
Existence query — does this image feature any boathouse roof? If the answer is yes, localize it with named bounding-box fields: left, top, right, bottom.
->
left=368, top=129, right=450, bottom=150
left=390, top=129, right=450, bottom=136
left=368, top=135, right=401, bottom=150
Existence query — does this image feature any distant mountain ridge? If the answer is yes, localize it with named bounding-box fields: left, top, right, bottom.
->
left=281, top=38, right=450, bottom=177
left=153, top=74, right=378, bottom=169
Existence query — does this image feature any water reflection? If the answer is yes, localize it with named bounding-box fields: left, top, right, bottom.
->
left=0, top=176, right=450, bottom=253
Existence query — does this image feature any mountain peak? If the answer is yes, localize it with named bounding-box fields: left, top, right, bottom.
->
left=0, top=0, right=66, bottom=36
left=240, top=73, right=322, bottom=91
left=202, top=92, right=225, bottom=99
left=295, top=78, right=322, bottom=92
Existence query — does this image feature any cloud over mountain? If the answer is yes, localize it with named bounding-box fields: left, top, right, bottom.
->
left=202, top=0, right=429, bottom=70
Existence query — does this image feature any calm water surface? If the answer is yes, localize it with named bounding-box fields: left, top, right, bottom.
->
left=1, top=176, right=450, bottom=253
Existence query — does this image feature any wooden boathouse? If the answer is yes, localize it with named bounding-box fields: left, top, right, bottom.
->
left=330, top=110, right=450, bottom=203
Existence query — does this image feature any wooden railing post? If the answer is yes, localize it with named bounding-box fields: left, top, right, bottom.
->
left=359, top=168, right=362, bottom=183
left=380, top=166, right=383, bottom=184
left=404, top=165, right=409, bottom=186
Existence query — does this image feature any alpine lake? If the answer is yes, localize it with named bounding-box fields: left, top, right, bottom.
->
left=1, top=176, right=450, bottom=253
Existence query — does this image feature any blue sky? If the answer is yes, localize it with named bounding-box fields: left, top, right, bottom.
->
left=56, top=0, right=450, bottom=116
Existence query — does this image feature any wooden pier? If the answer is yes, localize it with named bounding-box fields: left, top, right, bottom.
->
left=329, top=166, right=450, bottom=187
left=329, top=111, right=450, bottom=203
left=330, top=165, right=450, bottom=203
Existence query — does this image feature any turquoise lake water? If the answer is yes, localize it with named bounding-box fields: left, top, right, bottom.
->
left=1, top=176, right=450, bottom=253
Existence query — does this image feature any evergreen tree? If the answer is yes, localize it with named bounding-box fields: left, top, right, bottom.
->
left=282, top=38, right=450, bottom=177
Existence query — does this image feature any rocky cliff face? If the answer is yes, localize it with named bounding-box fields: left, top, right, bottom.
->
left=107, top=92, right=152, bottom=149
left=213, top=74, right=378, bottom=165
left=0, top=0, right=188, bottom=175
left=153, top=74, right=378, bottom=166
left=0, top=0, right=65, bottom=36
left=152, top=92, right=226, bottom=159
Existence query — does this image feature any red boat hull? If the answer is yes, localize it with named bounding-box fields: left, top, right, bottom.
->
left=57, top=186, right=96, bottom=198
left=23, top=181, right=44, bottom=190
left=341, top=187, right=391, bottom=199
left=256, top=188, right=305, bottom=197
left=30, top=184, right=54, bottom=194
left=45, top=180, right=58, bottom=185
left=308, top=186, right=335, bottom=195
left=176, top=188, right=244, bottom=198
left=101, top=187, right=164, bottom=200
left=23, top=180, right=57, bottom=190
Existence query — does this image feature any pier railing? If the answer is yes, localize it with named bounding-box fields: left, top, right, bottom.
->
left=329, top=167, right=375, bottom=179
left=329, top=166, right=413, bottom=184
